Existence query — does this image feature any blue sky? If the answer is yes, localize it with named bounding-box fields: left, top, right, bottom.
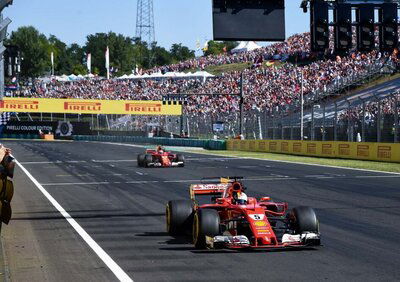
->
left=3, top=0, right=309, bottom=51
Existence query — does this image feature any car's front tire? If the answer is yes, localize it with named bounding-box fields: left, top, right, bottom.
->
left=193, top=209, right=220, bottom=249
left=166, top=200, right=193, bottom=236
left=176, top=154, right=185, bottom=167
left=290, top=206, right=319, bottom=234
left=137, top=154, right=145, bottom=167
left=144, top=154, right=153, bottom=167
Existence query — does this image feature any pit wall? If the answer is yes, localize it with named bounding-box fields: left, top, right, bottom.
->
left=73, top=135, right=226, bottom=150
left=227, top=139, right=400, bottom=163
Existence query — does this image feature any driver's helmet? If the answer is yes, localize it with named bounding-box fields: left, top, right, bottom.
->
left=157, top=146, right=164, bottom=153
left=232, top=182, right=247, bottom=205
left=233, top=191, right=248, bottom=205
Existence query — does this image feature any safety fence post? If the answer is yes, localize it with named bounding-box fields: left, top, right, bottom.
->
left=334, top=102, right=338, bottom=141
left=394, top=95, right=399, bottom=143
left=322, top=104, right=326, bottom=141
left=311, top=105, right=315, bottom=141
left=272, top=115, right=275, bottom=140
left=280, top=112, right=284, bottom=140
left=377, top=100, right=381, bottom=142
left=362, top=99, right=366, bottom=142
left=290, top=116, right=294, bottom=140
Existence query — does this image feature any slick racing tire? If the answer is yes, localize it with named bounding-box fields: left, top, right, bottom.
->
left=176, top=154, right=185, bottom=167
left=137, top=154, right=145, bottom=167
left=166, top=200, right=193, bottom=236
left=193, top=209, right=220, bottom=249
left=290, top=206, right=319, bottom=234
left=144, top=154, right=153, bottom=167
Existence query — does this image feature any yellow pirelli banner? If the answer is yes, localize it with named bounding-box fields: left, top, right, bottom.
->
left=0, top=98, right=182, bottom=115
left=227, top=140, right=400, bottom=163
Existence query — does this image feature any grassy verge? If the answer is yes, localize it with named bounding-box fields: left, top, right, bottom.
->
left=186, top=149, right=400, bottom=173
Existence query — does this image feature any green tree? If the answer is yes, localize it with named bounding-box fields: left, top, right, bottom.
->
left=67, top=43, right=85, bottom=74
left=72, top=64, right=87, bottom=75
left=151, top=43, right=172, bottom=67
left=170, top=43, right=195, bottom=63
left=7, top=26, right=50, bottom=77
left=48, top=35, right=70, bottom=74
left=203, top=40, right=237, bottom=56
left=84, top=32, right=136, bottom=76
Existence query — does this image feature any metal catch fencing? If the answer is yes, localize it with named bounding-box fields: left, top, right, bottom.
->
left=189, top=91, right=400, bottom=143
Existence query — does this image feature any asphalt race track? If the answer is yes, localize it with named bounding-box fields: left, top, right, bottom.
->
left=1, top=140, right=400, bottom=281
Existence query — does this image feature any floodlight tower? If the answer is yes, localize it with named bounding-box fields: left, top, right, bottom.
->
left=136, top=0, right=155, bottom=49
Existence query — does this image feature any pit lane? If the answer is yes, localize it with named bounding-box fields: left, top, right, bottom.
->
left=1, top=140, right=400, bottom=281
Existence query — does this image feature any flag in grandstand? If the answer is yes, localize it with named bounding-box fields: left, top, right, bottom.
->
left=202, top=40, right=209, bottom=52
left=87, top=53, right=92, bottom=74
left=105, top=46, right=110, bottom=79
left=50, top=52, right=54, bottom=75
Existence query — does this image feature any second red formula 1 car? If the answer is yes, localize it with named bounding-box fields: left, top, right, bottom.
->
left=166, top=177, right=321, bottom=250
left=137, top=146, right=185, bottom=168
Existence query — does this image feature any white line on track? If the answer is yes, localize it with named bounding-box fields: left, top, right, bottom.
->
left=56, top=174, right=94, bottom=177
left=92, top=159, right=136, bottom=163
left=40, top=173, right=400, bottom=187
left=15, top=159, right=133, bottom=282
left=89, top=141, right=400, bottom=175
left=41, top=177, right=298, bottom=186
left=42, top=181, right=111, bottom=186
left=126, top=180, right=159, bottom=184
left=20, top=161, right=64, bottom=164
left=22, top=158, right=240, bottom=165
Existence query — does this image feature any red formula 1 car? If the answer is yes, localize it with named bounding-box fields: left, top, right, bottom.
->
left=137, top=146, right=185, bottom=168
left=166, top=177, right=321, bottom=250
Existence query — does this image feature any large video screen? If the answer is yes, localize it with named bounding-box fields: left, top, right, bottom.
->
left=213, top=0, right=285, bottom=41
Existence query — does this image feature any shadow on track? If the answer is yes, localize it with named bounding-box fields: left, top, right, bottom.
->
left=12, top=211, right=164, bottom=221
left=136, top=232, right=320, bottom=253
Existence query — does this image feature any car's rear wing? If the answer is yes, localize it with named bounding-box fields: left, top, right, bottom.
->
left=190, top=183, right=230, bottom=200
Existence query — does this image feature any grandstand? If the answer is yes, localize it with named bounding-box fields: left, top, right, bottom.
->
left=6, top=32, right=400, bottom=142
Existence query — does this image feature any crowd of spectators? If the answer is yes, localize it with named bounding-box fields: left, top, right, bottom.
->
left=147, top=33, right=311, bottom=74
left=11, top=32, right=400, bottom=120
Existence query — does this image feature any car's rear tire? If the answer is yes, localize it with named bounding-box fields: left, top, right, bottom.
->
left=166, top=200, right=193, bottom=236
left=137, top=154, right=145, bottom=167
left=193, top=209, right=220, bottom=249
left=176, top=154, right=185, bottom=167
left=144, top=154, right=153, bottom=167
left=290, top=206, right=319, bottom=234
